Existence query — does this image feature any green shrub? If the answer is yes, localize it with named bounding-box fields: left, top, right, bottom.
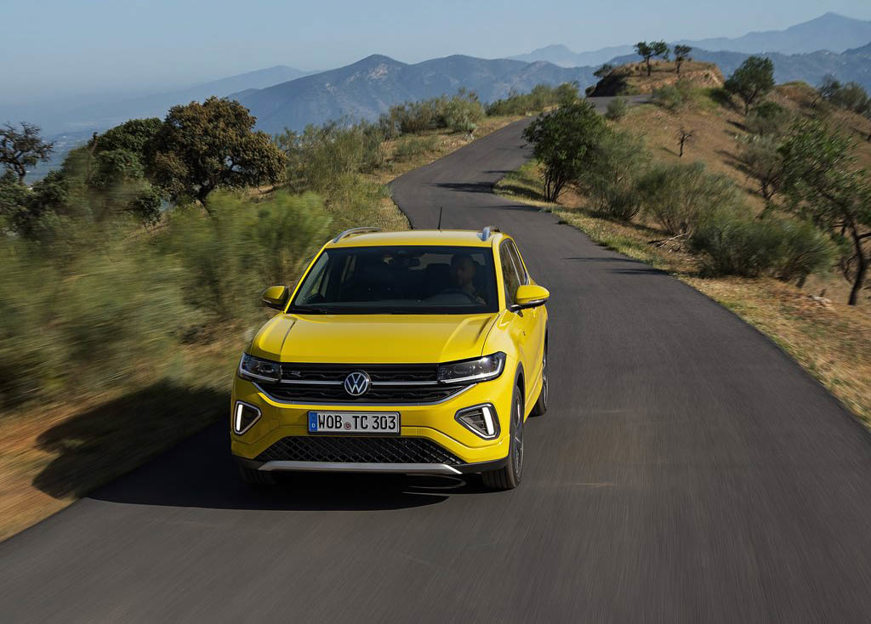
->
left=486, top=83, right=579, bottom=116
left=442, top=91, right=484, bottom=133
left=690, top=210, right=783, bottom=276
left=278, top=121, right=385, bottom=194
left=771, top=219, right=835, bottom=282
left=652, top=80, right=696, bottom=111
left=638, top=162, right=742, bottom=235
left=0, top=221, right=194, bottom=407
left=690, top=212, right=834, bottom=278
left=163, top=191, right=332, bottom=321
left=605, top=97, right=629, bottom=121
left=393, top=135, right=439, bottom=162
left=379, top=91, right=484, bottom=137
left=578, top=129, right=649, bottom=221
left=745, top=101, right=791, bottom=137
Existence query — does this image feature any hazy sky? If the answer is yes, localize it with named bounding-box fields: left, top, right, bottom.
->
left=3, top=0, right=871, bottom=103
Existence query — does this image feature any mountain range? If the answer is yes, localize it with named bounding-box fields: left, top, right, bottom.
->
left=234, top=55, right=595, bottom=134
left=8, top=10, right=871, bottom=181
left=511, top=12, right=871, bottom=67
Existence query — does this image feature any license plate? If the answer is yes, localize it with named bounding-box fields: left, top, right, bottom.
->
left=307, top=411, right=400, bottom=434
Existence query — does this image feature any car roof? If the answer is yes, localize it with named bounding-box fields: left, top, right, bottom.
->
left=326, top=229, right=507, bottom=249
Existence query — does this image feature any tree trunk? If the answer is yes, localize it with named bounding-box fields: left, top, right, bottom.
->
left=848, top=228, right=868, bottom=306
left=646, top=58, right=652, bottom=76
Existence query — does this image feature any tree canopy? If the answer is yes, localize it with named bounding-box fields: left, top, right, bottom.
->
left=725, top=56, right=775, bottom=115
left=779, top=120, right=871, bottom=305
left=521, top=101, right=607, bottom=201
left=148, top=97, right=286, bottom=207
left=0, top=122, right=54, bottom=184
left=635, top=41, right=670, bottom=76
left=673, top=45, right=692, bottom=76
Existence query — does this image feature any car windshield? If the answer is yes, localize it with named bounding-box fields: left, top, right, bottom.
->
left=289, top=245, right=499, bottom=314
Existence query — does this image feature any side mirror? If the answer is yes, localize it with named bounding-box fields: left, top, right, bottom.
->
left=261, top=285, right=289, bottom=310
left=512, top=284, right=550, bottom=310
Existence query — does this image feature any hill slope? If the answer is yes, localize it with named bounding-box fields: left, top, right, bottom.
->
left=235, top=54, right=596, bottom=134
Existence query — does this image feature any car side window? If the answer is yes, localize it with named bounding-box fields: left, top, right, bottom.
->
left=505, top=241, right=529, bottom=286
left=500, top=241, right=522, bottom=307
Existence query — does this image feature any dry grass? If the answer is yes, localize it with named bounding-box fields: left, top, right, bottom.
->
left=367, top=115, right=524, bottom=186
left=496, top=160, right=871, bottom=426
left=610, top=87, right=871, bottom=303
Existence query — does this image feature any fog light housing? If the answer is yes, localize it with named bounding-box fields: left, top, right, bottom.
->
left=455, top=404, right=499, bottom=439
left=233, top=401, right=261, bottom=435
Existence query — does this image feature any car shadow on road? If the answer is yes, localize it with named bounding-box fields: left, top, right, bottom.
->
left=85, top=422, right=489, bottom=513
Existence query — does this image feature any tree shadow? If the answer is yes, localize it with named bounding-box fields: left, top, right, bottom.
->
left=33, top=381, right=228, bottom=501
left=435, top=181, right=494, bottom=194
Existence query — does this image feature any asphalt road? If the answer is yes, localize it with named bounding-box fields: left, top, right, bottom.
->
left=2, top=108, right=871, bottom=623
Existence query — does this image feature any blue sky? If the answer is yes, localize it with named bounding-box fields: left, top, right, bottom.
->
left=3, top=0, right=871, bottom=102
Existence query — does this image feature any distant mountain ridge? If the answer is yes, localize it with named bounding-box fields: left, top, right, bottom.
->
left=234, top=54, right=596, bottom=134
left=606, top=43, right=871, bottom=91
left=510, top=12, right=871, bottom=67
left=676, top=12, right=871, bottom=54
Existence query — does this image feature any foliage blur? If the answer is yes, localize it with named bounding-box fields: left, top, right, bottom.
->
left=486, top=83, right=579, bottom=116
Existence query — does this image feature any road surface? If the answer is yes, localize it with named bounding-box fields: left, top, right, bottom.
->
left=2, top=109, right=871, bottom=623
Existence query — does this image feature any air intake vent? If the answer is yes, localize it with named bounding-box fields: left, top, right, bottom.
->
left=455, top=404, right=499, bottom=439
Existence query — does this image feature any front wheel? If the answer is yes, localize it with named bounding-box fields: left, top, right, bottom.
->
left=482, top=386, right=524, bottom=490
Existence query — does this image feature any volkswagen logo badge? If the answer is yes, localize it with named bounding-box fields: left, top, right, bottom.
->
left=343, top=371, right=371, bottom=396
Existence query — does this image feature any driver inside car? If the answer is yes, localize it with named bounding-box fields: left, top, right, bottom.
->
left=450, top=253, right=486, bottom=304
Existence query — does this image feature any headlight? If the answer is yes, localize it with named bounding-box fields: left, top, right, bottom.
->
left=238, top=353, right=281, bottom=383
left=437, top=352, right=506, bottom=384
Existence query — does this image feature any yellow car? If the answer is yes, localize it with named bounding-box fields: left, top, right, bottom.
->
left=231, top=226, right=549, bottom=490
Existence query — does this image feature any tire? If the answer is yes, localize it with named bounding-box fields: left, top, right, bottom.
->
left=238, top=463, right=277, bottom=485
left=530, top=343, right=548, bottom=417
left=482, top=385, right=524, bottom=490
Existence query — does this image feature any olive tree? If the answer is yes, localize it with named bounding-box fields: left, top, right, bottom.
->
left=148, top=97, right=286, bottom=208
left=725, top=56, right=775, bottom=115
left=0, top=122, right=54, bottom=184
left=522, top=101, right=607, bottom=202
left=779, top=120, right=871, bottom=305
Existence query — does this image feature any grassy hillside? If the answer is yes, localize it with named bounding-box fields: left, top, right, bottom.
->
left=497, top=77, right=871, bottom=425
left=590, top=60, right=724, bottom=96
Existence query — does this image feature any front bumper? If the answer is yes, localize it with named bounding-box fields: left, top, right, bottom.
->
left=236, top=456, right=508, bottom=476
left=230, top=366, right=516, bottom=470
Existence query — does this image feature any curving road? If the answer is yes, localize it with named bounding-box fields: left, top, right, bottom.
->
left=2, top=111, right=871, bottom=623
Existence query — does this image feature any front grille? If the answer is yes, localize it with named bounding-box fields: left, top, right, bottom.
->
left=256, top=436, right=464, bottom=465
left=281, top=363, right=437, bottom=383
left=255, top=362, right=470, bottom=404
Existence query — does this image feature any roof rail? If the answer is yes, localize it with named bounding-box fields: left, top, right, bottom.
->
left=332, top=227, right=382, bottom=243
left=478, top=225, right=500, bottom=241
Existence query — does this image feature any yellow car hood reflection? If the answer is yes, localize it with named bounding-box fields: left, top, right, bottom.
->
left=249, top=312, right=499, bottom=364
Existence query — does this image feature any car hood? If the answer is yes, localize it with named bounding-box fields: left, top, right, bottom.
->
left=248, top=313, right=499, bottom=364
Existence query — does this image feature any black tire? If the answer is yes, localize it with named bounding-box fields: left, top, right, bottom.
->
left=238, top=463, right=277, bottom=485
left=530, top=342, right=548, bottom=417
left=482, top=385, right=524, bottom=490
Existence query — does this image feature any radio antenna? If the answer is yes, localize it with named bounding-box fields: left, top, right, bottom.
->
left=437, top=206, right=443, bottom=230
